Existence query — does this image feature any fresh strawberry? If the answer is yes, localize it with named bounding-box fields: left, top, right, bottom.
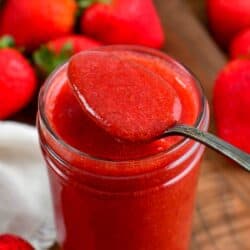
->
left=0, top=0, right=77, bottom=51
left=0, top=36, right=37, bottom=119
left=207, top=0, right=250, bottom=48
left=230, top=28, right=250, bottom=59
left=79, top=0, right=165, bottom=49
left=46, top=35, right=101, bottom=54
left=0, top=234, right=34, bottom=250
left=213, top=59, right=250, bottom=154
left=33, top=35, right=101, bottom=76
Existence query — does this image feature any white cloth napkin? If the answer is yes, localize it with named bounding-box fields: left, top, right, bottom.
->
left=0, top=122, right=56, bottom=249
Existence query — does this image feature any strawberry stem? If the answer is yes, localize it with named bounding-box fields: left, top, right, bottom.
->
left=0, top=35, right=14, bottom=49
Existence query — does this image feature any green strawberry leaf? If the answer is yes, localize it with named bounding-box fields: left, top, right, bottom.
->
left=77, top=0, right=95, bottom=8
left=76, top=0, right=111, bottom=17
left=33, top=42, right=73, bottom=76
left=0, top=35, right=15, bottom=49
left=77, top=0, right=111, bottom=8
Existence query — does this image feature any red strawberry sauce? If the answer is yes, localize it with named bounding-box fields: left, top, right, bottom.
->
left=38, top=46, right=209, bottom=250
left=67, top=51, right=182, bottom=142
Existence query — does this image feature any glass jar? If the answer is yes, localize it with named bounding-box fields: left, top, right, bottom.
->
left=37, top=46, right=209, bottom=250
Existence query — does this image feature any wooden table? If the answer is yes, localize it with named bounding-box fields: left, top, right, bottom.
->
left=13, top=0, right=250, bottom=249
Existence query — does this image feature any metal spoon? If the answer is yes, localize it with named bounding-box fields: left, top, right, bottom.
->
left=161, top=124, right=250, bottom=171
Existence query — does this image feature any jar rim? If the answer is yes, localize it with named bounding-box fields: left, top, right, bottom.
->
left=38, top=45, right=208, bottom=166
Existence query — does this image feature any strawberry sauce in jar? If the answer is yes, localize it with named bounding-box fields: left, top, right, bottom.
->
left=38, top=46, right=209, bottom=250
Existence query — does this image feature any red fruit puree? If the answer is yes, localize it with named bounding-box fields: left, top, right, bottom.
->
left=68, top=51, right=181, bottom=142
left=38, top=46, right=209, bottom=250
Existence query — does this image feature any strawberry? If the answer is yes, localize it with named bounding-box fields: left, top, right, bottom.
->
left=0, top=234, right=34, bottom=250
left=0, top=0, right=77, bottom=51
left=79, top=0, right=165, bottom=49
left=33, top=35, right=102, bottom=76
left=230, top=28, right=250, bottom=59
left=207, top=0, right=250, bottom=48
left=46, top=35, right=101, bottom=55
left=0, top=36, right=37, bottom=119
left=213, top=59, right=250, bottom=154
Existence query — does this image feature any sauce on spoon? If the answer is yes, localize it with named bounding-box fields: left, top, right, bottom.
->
left=68, top=51, right=182, bottom=142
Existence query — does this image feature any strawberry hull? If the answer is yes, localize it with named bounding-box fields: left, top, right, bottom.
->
left=38, top=46, right=209, bottom=250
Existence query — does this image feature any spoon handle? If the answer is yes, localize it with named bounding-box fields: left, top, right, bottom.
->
left=164, top=124, right=250, bottom=171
